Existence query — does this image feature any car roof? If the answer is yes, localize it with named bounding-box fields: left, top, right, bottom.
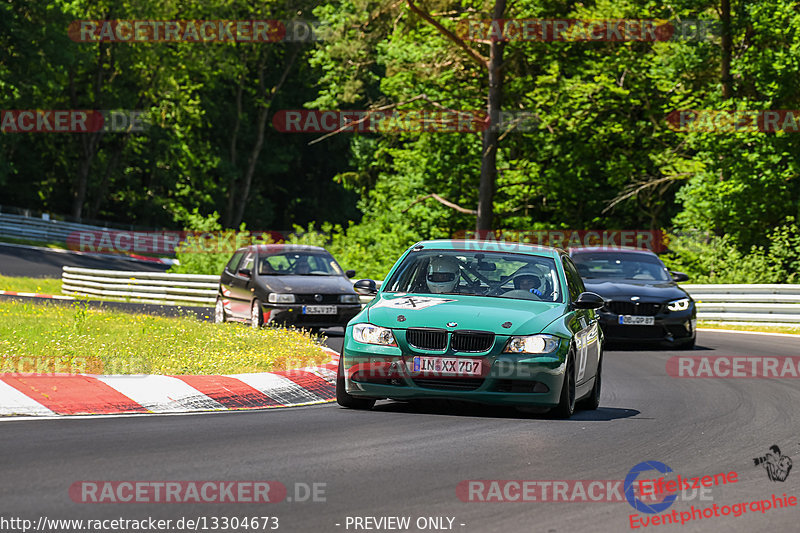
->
left=411, top=239, right=562, bottom=258
left=236, top=243, right=328, bottom=254
left=568, top=246, right=658, bottom=257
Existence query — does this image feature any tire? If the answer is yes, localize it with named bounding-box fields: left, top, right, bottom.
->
left=250, top=299, right=264, bottom=329
left=550, top=347, right=576, bottom=419
left=336, top=355, right=375, bottom=410
left=214, top=297, right=226, bottom=324
left=578, top=354, right=601, bottom=411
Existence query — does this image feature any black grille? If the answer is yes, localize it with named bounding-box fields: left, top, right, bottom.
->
left=412, top=378, right=484, bottom=391
left=295, top=294, right=340, bottom=304
left=451, top=331, right=495, bottom=352
left=406, top=328, right=448, bottom=350
left=606, top=301, right=662, bottom=316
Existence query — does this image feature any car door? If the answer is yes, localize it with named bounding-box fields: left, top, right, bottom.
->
left=220, top=250, right=245, bottom=316
left=562, top=255, right=601, bottom=385
left=230, top=250, right=256, bottom=318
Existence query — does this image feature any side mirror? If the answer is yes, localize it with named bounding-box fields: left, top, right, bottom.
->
left=671, top=271, right=689, bottom=282
left=238, top=268, right=252, bottom=278
left=353, top=279, right=378, bottom=296
left=573, top=291, right=605, bottom=310
left=345, top=269, right=356, bottom=279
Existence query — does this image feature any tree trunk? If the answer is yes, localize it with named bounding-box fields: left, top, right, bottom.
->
left=230, top=47, right=299, bottom=227
left=223, top=77, right=245, bottom=227
left=476, top=0, right=506, bottom=232
left=720, top=0, right=733, bottom=99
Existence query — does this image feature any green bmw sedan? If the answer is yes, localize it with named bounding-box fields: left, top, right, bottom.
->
left=338, top=240, right=605, bottom=418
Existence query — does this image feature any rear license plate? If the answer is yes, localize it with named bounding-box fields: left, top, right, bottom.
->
left=409, top=357, right=482, bottom=376
left=618, top=315, right=655, bottom=325
left=302, top=305, right=337, bottom=315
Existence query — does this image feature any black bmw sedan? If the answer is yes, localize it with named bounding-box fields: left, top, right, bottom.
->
left=215, top=244, right=362, bottom=330
left=568, top=247, right=696, bottom=348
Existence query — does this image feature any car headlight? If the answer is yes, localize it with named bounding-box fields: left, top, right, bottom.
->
left=667, top=298, right=691, bottom=312
left=340, top=294, right=359, bottom=303
left=352, top=323, right=396, bottom=346
left=503, top=334, right=560, bottom=354
left=268, top=293, right=295, bottom=303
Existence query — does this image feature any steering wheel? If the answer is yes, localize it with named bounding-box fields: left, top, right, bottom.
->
left=486, top=274, right=544, bottom=299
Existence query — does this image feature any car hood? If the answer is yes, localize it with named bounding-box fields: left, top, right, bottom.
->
left=366, top=293, right=567, bottom=335
left=261, top=275, right=356, bottom=294
left=582, top=279, right=690, bottom=302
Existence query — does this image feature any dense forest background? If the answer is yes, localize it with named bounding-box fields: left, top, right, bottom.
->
left=1, top=1, right=799, bottom=280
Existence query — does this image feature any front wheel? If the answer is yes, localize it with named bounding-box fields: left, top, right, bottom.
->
left=336, top=356, right=375, bottom=410
left=578, top=354, right=601, bottom=411
left=250, top=299, right=264, bottom=329
left=550, top=347, right=576, bottom=419
left=214, top=297, right=226, bottom=324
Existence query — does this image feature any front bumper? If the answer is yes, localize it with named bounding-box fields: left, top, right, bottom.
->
left=263, top=303, right=361, bottom=328
left=598, top=307, right=696, bottom=344
left=342, top=332, right=570, bottom=406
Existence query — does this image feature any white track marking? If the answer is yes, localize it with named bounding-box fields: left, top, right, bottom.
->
left=698, top=328, right=800, bottom=339
left=96, top=375, right=225, bottom=412
left=229, top=373, right=324, bottom=405
left=0, top=380, right=56, bottom=416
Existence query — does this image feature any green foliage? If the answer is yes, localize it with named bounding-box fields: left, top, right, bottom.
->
left=662, top=219, right=800, bottom=283
left=168, top=209, right=273, bottom=276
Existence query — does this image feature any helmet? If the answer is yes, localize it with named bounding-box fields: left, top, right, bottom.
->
left=513, top=274, right=541, bottom=291
left=427, top=256, right=460, bottom=294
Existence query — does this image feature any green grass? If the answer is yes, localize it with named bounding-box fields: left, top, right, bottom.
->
left=698, top=321, right=800, bottom=336
left=0, top=274, right=62, bottom=295
left=0, top=236, right=67, bottom=249
left=0, top=301, right=331, bottom=375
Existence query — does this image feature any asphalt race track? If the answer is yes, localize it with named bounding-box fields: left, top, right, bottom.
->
left=1, top=330, right=799, bottom=533
left=0, top=243, right=169, bottom=278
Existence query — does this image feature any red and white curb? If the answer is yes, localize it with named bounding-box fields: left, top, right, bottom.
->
left=0, top=349, right=339, bottom=417
left=0, top=290, right=74, bottom=300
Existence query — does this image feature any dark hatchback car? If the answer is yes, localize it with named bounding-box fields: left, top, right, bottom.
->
left=215, top=244, right=361, bottom=329
left=569, top=247, right=696, bottom=348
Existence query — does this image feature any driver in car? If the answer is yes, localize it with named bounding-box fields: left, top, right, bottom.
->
left=426, top=256, right=461, bottom=294
left=514, top=274, right=544, bottom=297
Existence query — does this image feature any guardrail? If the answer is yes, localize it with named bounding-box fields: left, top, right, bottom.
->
left=62, top=267, right=218, bottom=305
left=59, top=269, right=800, bottom=323
left=682, top=284, right=800, bottom=324
left=0, top=210, right=159, bottom=248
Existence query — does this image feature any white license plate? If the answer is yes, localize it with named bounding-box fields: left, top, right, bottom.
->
left=302, top=305, right=337, bottom=315
left=409, top=357, right=482, bottom=376
left=618, top=315, right=655, bottom=325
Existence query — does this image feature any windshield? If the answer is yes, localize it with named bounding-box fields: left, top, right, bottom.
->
left=383, top=249, right=562, bottom=302
left=571, top=252, right=671, bottom=281
left=258, top=252, right=343, bottom=276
